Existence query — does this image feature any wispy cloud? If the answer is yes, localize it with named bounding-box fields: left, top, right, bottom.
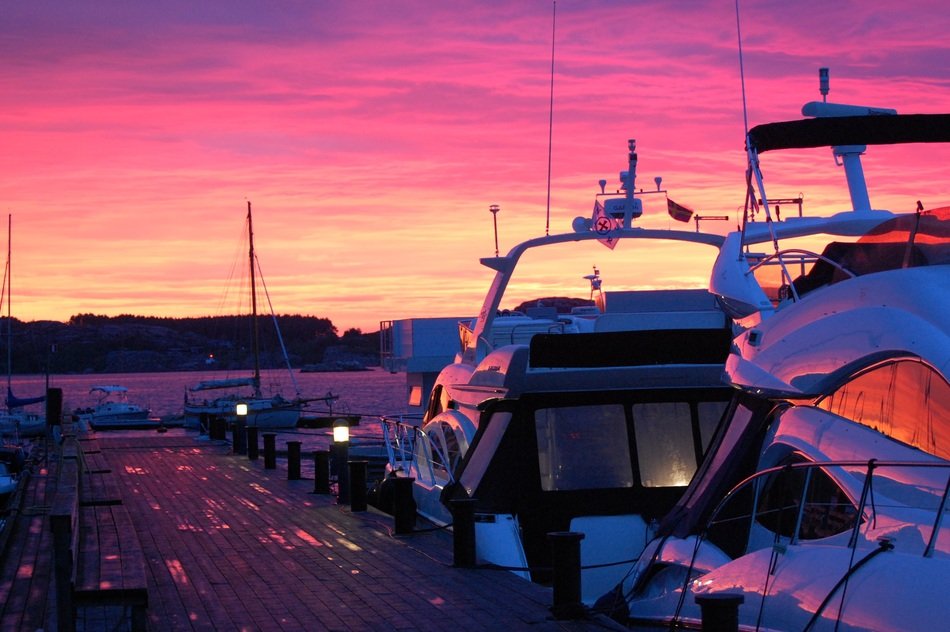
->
left=0, top=0, right=947, bottom=330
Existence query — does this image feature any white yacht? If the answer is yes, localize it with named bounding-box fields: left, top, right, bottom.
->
left=610, top=83, right=950, bottom=629
left=380, top=141, right=753, bottom=599
left=72, top=385, right=152, bottom=429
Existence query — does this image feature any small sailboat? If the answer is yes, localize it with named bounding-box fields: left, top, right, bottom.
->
left=184, top=202, right=333, bottom=429
left=0, top=215, right=45, bottom=439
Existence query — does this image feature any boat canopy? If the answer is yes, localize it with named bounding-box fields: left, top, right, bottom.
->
left=747, top=113, right=950, bottom=153
left=190, top=377, right=256, bottom=391
left=90, top=385, right=129, bottom=394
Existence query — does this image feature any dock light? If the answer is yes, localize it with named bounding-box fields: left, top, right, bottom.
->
left=333, top=418, right=350, bottom=443
left=236, top=402, right=248, bottom=418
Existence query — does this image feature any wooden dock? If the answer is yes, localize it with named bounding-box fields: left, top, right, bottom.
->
left=0, top=431, right=622, bottom=631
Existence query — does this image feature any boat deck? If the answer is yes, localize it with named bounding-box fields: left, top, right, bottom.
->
left=0, top=431, right=617, bottom=631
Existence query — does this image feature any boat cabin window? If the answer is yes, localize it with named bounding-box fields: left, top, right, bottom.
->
left=533, top=396, right=729, bottom=492
left=755, top=457, right=858, bottom=542
left=633, top=402, right=697, bottom=487
left=817, top=360, right=950, bottom=460
left=425, top=385, right=452, bottom=421
left=419, top=419, right=465, bottom=481
left=698, top=401, right=729, bottom=449
left=408, top=385, right=423, bottom=408
left=535, top=404, right=633, bottom=492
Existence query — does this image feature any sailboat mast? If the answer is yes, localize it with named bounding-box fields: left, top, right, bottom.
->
left=5, top=215, right=10, bottom=407
left=247, top=202, right=262, bottom=394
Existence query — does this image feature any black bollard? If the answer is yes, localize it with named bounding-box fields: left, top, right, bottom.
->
left=392, top=476, right=416, bottom=535
left=46, top=387, right=64, bottom=428
left=199, top=413, right=209, bottom=437
left=233, top=419, right=247, bottom=455
left=349, top=460, right=368, bottom=511
left=313, top=451, right=330, bottom=494
left=263, top=433, right=276, bottom=469
left=695, top=593, right=744, bottom=632
left=246, top=426, right=259, bottom=460
left=210, top=417, right=226, bottom=441
left=287, top=441, right=301, bottom=480
left=450, top=498, right=477, bottom=568
left=548, top=531, right=586, bottom=619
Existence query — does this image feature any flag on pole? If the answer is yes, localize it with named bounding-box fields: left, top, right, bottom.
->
left=667, top=198, right=695, bottom=223
left=592, top=200, right=621, bottom=249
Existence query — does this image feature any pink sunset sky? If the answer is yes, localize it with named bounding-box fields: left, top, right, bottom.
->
left=2, top=1, right=948, bottom=332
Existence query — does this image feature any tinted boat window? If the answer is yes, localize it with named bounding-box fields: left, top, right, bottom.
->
left=633, top=402, right=696, bottom=487
left=535, top=404, right=633, bottom=491
left=756, top=460, right=858, bottom=542
left=698, top=400, right=729, bottom=451
left=817, top=360, right=950, bottom=460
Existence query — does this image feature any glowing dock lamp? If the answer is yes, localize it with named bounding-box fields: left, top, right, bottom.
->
left=332, top=418, right=350, bottom=504
left=235, top=402, right=248, bottom=418
left=332, top=418, right=350, bottom=443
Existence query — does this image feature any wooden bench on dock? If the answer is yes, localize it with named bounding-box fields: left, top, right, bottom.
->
left=50, top=436, right=148, bottom=632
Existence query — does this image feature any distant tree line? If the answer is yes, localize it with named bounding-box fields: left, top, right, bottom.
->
left=0, top=314, right=379, bottom=374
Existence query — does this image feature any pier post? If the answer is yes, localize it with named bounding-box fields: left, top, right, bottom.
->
left=287, top=441, right=301, bottom=480
left=548, top=531, right=586, bottom=619
left=450, top=498, right=477, bottom=568
left=233, top=420, right=247, bottom=455
left=246, top=426, right=259, bottom=460
left=349, top=460, right=368, bottom=511
left=392, top=476, right=416, bottom=535
left=210, top=417, right=226, bottom=441
left=198, top=413, right=209, bottom=437
left=313, top=451, right=330, bottom=494
left=695, top=593, right=744, bottom=632
left=263, top=433, right=276, bottom=469
left=46, top=387, right=63, bottom=427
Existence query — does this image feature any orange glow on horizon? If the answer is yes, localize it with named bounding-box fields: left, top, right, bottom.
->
left=1, top=3, right=947, bottom=332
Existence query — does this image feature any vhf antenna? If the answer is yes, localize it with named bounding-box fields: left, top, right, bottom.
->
left=544, top=0, right=556, bottom=236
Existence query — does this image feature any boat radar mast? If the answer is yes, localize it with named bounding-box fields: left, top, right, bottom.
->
left=800, top=67, right=898, bottom=213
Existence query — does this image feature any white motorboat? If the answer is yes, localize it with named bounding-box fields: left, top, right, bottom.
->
left=72, top=385, right=152, bottom=429
left=379, top=140, right=757, bottom=599
left=184, top=202, right=316, bottom=430
left=611, top=80, right=950, bottom=630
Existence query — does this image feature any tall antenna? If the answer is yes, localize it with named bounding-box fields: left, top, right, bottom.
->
left=544, top=0, right=557, bottom=236
left=734, top=0, right=750, bottom=137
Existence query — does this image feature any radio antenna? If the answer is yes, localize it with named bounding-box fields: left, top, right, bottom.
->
left=734, top=0, right=750, bottom=138
left=544, top=0, right=556, bottom=236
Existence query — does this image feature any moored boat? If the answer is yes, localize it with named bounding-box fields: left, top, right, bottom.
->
left=183, top=202, right=332, bottom=430
left=612, top=75, right=950, bottom=629
left=72, top=385, right=153, bottom=430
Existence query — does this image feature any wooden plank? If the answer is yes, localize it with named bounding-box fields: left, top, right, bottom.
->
left=79, top=472, right=122, bottom=507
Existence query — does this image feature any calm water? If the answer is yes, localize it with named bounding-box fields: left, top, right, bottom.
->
left=7, top=368, right=410, bottom=454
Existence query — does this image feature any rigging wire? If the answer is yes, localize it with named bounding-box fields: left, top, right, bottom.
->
left=254, top=255, right=301, bottom=397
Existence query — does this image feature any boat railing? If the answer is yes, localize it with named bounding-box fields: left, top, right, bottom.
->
left=701, top=459, right=950, bottom=559
left=664, top=459, right=950, bottom=626
left=377, top=415, right=456, bottom=485
left=377, top=416, right=418, bottom=475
